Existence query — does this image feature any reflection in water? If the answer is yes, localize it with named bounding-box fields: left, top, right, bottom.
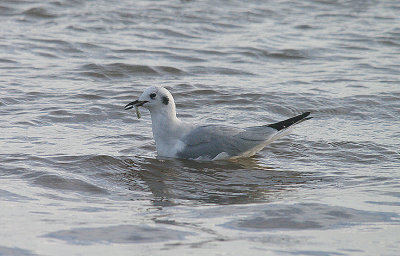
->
left=122, top=156, right=315, bottom=206
left=16, top=154, right=318, bottom=207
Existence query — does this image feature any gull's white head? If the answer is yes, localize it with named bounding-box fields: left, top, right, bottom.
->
left=125, top=86, right=176, bottom=117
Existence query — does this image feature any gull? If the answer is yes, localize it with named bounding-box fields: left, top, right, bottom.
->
left=125, top=86, right=311, bottom=160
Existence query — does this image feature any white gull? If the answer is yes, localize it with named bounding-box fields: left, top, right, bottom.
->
left=125, top=86, right=311, bottom=160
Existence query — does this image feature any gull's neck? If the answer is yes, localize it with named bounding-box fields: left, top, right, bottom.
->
left=150, top=109, right=181, bottom=138
left=149, top=107, right=190, bottom=157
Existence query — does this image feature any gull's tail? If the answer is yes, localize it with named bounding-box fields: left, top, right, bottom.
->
left=267, top=112, right=312, bottom=131
left=260, top=112, right=312, bottom=145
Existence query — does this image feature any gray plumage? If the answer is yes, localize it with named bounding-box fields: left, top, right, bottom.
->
left=177, top=112, right=312, bottom=160
left=177, top=124, right=279, bottom=159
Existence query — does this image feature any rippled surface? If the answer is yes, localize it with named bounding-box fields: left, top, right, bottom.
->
left=1, top=0, right=400, bottom=255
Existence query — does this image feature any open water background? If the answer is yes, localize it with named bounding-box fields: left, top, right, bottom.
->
left=1, top=0, right=399, bottom=255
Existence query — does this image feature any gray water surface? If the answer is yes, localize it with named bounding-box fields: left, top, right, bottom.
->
left=1, top=0, right=400, bottom=255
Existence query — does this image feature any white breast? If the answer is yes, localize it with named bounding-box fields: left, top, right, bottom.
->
left=155, top=139, right=186, bottom=158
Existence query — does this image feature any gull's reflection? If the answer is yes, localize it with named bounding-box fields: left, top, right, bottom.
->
left=122, top=156, right=311, bottom=206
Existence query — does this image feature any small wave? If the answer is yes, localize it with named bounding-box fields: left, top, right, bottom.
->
left=13, top=120, right=43, bottom=127
left=0, top=58, right=18, bottom=64
left=79, top=63, right=184, bottom=79
left=165, top=54, right=205, bottom=63
left=187, top=66, right=253, bottom=75
left=0, top=6, right=16, bottom=16
left=22, top=155, right=132, bottom=194
left=1, top=155, right=119, bottom=197
left=155, top=28, right=199, bottom=39
left=153, top=66, right=183, bottom=74
left=315, top=106, right=350, bottom=116
left=267, top=49, right=308, bottom=59
left=310, top=139, right=399, bottom=166
left=194, top=49, right=228, bottom=56
left=224, top=203, right=396, bottom=231
left=75, top=93, right=105, bottom=100
left=34, top=50, right=59, bottom=59
left=295, top=24, right=316, bottom=30
left=0, top=246, right=36, bottom=256
left=0, top=189, right=34, bottom=202
left=40, top=111, right=109, bottom=123
left=210, top=21, right=244, bottom=30
left=31, top=38, right=83, bottom=54
left=44, top=224, right=193, bottom=244
left=33, top=174, right=108, bottom=194
left=23, top=7, right=57, bottom=19
left=378, top=38, right=400, bottom=47
left=231, top=46, right=308, bottom=61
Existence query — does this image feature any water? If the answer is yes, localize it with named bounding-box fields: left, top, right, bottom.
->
left=1, top=0, right=399, bottom=255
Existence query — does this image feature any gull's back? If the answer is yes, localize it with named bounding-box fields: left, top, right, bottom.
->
left=176, top=124, right=278, bottom=160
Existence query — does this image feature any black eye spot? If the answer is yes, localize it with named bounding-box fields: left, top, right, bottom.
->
left=150, top=93, right=156, bottom=99
left=162, top=96, right=169, bottom=105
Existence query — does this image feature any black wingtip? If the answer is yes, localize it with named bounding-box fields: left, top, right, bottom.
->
left=267, top=112, right=312, bottom=131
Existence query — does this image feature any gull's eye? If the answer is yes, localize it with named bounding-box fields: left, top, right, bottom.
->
left=150, top=93, right=156, bottom=99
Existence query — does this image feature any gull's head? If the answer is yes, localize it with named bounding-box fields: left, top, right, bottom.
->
left=125, top=86, right=176, bottom=116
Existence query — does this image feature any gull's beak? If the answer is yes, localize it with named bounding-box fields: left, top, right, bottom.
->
left=124, top=100, right=148, bottom=110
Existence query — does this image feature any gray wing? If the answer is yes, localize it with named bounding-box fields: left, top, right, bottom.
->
left=176, top=125, right=278, bottom=160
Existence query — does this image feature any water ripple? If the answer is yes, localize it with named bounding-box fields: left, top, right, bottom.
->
left=23, top=7, right=57, bottom=19
left=79, top=63, right=184, bottom=78
left=1, top=0, right=400, bottom=253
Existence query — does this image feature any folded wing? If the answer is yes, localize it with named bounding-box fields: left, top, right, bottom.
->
left=176, top=112, right=311, bottom=160
left=177, top=125, right=277, bottom=159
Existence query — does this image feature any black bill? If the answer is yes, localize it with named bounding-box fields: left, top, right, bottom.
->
left=124, top=100, right=148, bottom=110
